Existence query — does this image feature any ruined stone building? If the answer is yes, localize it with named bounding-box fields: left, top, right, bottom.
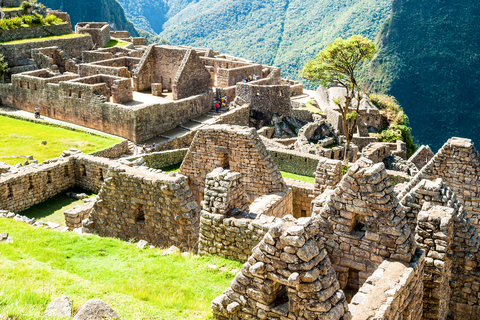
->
left=1, top=6, right=480, bottom=319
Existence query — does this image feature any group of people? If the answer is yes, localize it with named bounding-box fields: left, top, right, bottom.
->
left=242, top=74, right=259, bottom=83
left=140, top=142, right=157, bottom=155
left=214, top=96, right=229, bottom=113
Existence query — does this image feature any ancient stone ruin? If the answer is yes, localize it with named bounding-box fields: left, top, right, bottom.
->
left=1, top=5, right=480, bottom=318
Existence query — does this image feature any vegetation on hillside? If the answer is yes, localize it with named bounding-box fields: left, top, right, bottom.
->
left=40, top=0, right=140, bottom=36
left=0, top=54, right=9, bottom=78
left=369, top=93, right=416, bottom=158
left=115, top=0, right=391, bottom=81
left=0, top=13, right=62, bottom=30
left=359, top=0, right=480, bottom=150
left=0, top=217, right=242, bottom=319
left=302, top=35, right=378, bottom=161
left=0, top=115, right=122, bottom=165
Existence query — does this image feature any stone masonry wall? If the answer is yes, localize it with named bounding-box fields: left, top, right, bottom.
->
left=268, top=148, right=321, bottom=177
left=415, top=204, right=454, bottom=320
left=199, top=212, right=281, bottom=262
left=408, top=145, right=435, bottom=170
left=75, top=22, right=110, bottom=48
left=179, top=125, right=286, bottom=204
left=311, top=158, right=417, bottom=293
left=349, top=250, right=425, bottom=320
left=399, top=138, right=480, bottom=232
left=314, top=157, right=343, bottom=194
left=73, top=153, right=118, bottom=193
left=212, top=216, right=351, bottom=320
left=235, top=82, right=292, bottom=125
left=0, top=157, right=75, bottom=213
left=0, top=34, right=93, bottom=66
left=90, top=140, right=129, bottom=159
left=85, top=164, right=201, bottom=251
left=284, top=178, right=315, bottom=218
left=0, top=23, right=72, bottom=43
left=172, top=49, right=212, bottom=100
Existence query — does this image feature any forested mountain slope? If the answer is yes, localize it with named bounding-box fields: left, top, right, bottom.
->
left=117, top=0, right=391, bottom=78
left=360, top=0, right=480, bottom=150
left=42, top=0, right=140, bottom=36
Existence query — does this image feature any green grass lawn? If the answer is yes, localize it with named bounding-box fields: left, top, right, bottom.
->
left=0, top=116, right=123, bottom=165
left=1, top=6, right=21, bottom=11
left=19, top=189, right=96, bottom=226
left=304, top=101, right=324, bottom=115
left=280, top=171, right=315, bottom=184
left=0, top=218, right=242, bottom=319
left=161, top=163, right=182, bottom=173
left=0, top=33, right=86, bottom=44
left=105, top=38, right=130, bottom=48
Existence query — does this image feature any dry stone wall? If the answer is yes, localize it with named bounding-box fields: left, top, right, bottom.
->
left=311, top=158, right=417, bottom=293
left=212, top=216, right=351, bottom=320
left=85, top=164, right=200, bottom=251
left=0, top=23, right=72, bottom=43
left=400, top=138, right=480, bottom=232
left=179, top=125, right=286, bottom=204
left=0, top=34, right=93, bottom=66
left=349, top=250, right=425, bottom=320
left=408, top=145, right=435, bottom=170
left=284, top=178, right=315, bottom=218
left=235, top=83, right=292, bottom=125
left=415, top=204, right=454, bottom=320
left=90, top=140, right=129, bottom=159
left=199, top=213, right=281, bottom=262
left=75, top=23, right=110, bottom=48
left=0, top=158, right=75, bottom=213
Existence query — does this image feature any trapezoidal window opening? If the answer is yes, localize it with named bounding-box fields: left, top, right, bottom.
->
left=34, top=83, right=37, bottom=90
left=80, top=164, right=87, bottom=177
left=28, top=176, right=33, bottom=190
left=135, top=203, right=145, bottom=223
left=46, top=171, right=52, bottom=184
left=7, top=183, right=13, bottom=198
left=68, top=89, right=72, bottom=97
left=78, top=91, right=82, bottom=98
left=220, top=152, right=230, bottom=170
left=345, top=268, right=360, bottom=303
left=64, top=167, right=70, bottom=178
left=98, top=168, right=104, bottom=182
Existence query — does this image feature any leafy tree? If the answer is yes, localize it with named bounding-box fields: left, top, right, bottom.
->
left=0, top=54, right=9, bottom=82
left=301, top=35, right=377, bottom=161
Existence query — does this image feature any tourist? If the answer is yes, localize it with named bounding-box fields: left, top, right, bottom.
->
left=34, top=107, right=40, bottom=119
left=143, top=144, right=147, bottom=154
left=253, top=74, right=258, bottom=81
left=224, top=96, right=228, bottom=107
left=215, top=101, right=220, bottom=113
left=152, top=142, right=156, bottom=151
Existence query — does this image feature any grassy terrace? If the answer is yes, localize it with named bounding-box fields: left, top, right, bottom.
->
left=105, top=38, right=130, bottom=47
left=1, top=6, right=21, bottom=11
left=0, top=33, right=86, bottom=44
left=161, top=163, right=315, bottom=184
left=0, top=218, right=242, bottom=319
left=0, top=115, right=123, bottom=165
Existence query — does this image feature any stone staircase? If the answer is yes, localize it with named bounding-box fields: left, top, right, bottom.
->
left=138, top=108, right=230, bottom=148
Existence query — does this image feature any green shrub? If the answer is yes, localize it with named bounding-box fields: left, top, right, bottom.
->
left=11, top=16, right=23, bottom=27
left=44, top=14, right=62, bottom=25
left=23, top=15, right=33, bottom=25
left=20, top=0, right=32, bottom=10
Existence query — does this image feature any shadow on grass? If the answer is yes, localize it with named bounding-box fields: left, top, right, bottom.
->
left=161, top=162, right=182, bottom=172
left=20, top=188, right=96, bottom=226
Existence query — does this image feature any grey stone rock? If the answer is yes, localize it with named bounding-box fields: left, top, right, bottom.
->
left=136, top=240, right=148, bottom=249
left=45, top=296, right=72, bottom=318
left=72, top=299, right=120, bottom=320
left=162, top=245, right=180, bottom=256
